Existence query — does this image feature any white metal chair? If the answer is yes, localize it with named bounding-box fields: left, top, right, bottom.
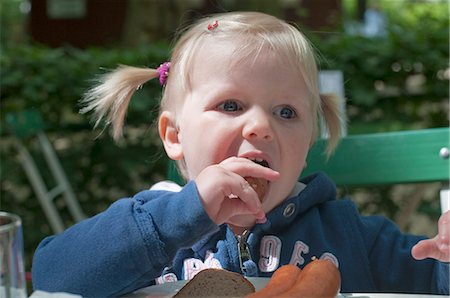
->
left=6, top=109, right=86, bottom=233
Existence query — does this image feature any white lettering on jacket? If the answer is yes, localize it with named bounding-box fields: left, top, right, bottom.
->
left=258, top=236, right=339, bottom=272
left=320, top=252, right=339, bottom=268
left=290, top=240, right=309, bottom=266
left=155, top=272, right=178, bottom=284
left=259, top=236, right=282, bottom=272
left=183, top=250, right=222, bottom=280
left=176, top=238, right=339, bottom=280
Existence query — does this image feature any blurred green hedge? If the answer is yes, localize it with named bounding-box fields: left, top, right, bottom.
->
left=1, top=5, right=448, bottom=273
left=313, top=5, right=448, bottom=133
left=1, top=43, right=173, bottom=270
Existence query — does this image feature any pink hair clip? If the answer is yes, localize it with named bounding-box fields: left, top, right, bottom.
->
left=156, top=62, right=170, bottom=86
left=207, top=20, right=218, bottom=31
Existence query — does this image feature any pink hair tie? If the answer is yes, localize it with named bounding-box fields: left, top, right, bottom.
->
left=156, top=62, right=170, bottom=86
left=208, top=20, right=218, bottom=31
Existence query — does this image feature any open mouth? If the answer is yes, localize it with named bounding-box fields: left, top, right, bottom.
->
left=247, top=157, right=270, bottom=168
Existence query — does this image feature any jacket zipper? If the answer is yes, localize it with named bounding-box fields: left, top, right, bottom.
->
left=236, top=229, right=252, bottom=274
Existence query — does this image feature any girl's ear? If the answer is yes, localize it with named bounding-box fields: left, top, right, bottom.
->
left=158, top=111, right=184, bottom=160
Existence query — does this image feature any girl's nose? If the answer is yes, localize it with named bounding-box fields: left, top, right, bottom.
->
left=242, top=109, right=273, bottom=141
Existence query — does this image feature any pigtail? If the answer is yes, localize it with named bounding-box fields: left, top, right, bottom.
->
left=80, top=65, right=159, bottom=141
left=320, top=93, right=345, bottom=157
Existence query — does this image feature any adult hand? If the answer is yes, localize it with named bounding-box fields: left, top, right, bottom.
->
left=195, top=157, right=279, bottom=226
left=412, top=210, right=450, bottom=262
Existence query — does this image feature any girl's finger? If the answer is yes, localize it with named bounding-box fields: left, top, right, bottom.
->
left=223, top=174, right=263, bottom=214
left=411, top=238, right=436, bottom=260
left=220, top=157, right=280, bottom=181
left=437, top=211, right=450, bottom=244
left=412, top=236, right=449, bottom=262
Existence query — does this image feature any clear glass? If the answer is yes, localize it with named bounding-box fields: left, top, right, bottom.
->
left=0, top=212, right=27, bottom=298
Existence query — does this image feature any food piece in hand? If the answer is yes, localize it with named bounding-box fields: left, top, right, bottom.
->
left=281, top=258, right=341, bottom=298
left=245, top=177, right=268, bottom=202
left=246, top=264, right=301, bottom=297
left=174, top=268, right=255, bottom=297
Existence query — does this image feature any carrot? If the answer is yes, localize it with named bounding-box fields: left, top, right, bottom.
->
left=281, top=259, right=341, bottom=298
left=246, top=264, right=301, bottom=298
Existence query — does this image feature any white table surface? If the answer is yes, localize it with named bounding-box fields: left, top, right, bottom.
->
left=126, top=278, right=446, bottom=298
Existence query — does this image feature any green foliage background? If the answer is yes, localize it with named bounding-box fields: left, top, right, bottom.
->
left=0, top=1, right=448, bottom=275
left=316, top=2, right=449, bottom=133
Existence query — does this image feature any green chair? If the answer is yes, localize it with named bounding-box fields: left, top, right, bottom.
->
left=304, top=127, right=449, bottom=214
left=302, top=128, right=449, bottom=186
left=5, top=109, right=86, bottom=233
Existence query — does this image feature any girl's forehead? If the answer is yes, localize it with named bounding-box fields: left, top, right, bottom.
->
left=190, top=37, right=303, bottom=82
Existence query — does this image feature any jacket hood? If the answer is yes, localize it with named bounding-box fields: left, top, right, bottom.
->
left=258, top=172, right=337, bottom=233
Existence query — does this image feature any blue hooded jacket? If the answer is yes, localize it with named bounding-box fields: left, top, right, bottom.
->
left=32, top=173, right=449, bottom=297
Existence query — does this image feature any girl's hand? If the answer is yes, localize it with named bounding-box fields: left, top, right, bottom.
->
left=195, top=157, right=280, bottom=225
left=412, top=210, right=450, bottom=262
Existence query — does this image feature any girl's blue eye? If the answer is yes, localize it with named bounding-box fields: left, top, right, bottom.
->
left=217, top=100, right=242, bottom=112
left=275, top=106, right=297, bottom=119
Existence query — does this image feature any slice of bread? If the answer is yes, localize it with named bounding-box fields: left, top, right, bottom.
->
left=245, top=177, right=268, bottom=202
left=173, top=268, right=255, bottom=297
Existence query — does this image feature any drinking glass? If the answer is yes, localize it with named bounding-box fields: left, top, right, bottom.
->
left=0, top=212, right=27, bottom=298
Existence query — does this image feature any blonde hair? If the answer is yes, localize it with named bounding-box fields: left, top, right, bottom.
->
left=81, top=11, right=343, bottom=158
left=80, top=65, right=160, bottom=140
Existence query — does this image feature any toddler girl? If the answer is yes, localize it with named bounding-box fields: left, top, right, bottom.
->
left=32, top=11, right=449, bottom=297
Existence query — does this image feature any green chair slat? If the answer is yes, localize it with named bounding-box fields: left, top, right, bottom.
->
left=167, top=159, right=186, bottom=185
left=302, top=128, right=449, bottom=186
left=5, top=109, right=45, bottom=139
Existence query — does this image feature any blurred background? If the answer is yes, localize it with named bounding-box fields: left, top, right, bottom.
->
left=1, top=0, right=449, bottom=281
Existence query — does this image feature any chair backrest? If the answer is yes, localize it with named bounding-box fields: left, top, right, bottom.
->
left=301, top=127, right=449, bottom=186
left=5, top=109, right=46, bottom=139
